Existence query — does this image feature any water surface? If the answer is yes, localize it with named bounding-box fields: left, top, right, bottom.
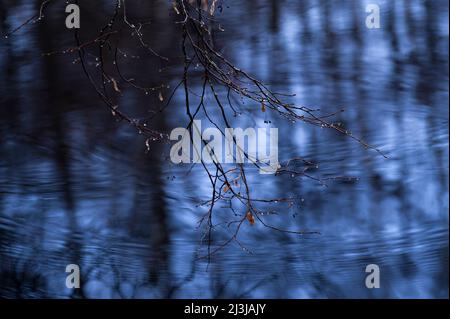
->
left=0, top=0, right=448, bottom=298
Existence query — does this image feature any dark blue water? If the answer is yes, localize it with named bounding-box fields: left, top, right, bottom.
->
left=0, top=0, right=448, bottom=298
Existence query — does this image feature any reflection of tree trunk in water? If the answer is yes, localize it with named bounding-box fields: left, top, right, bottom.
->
left=0, top=4, right=18, bottom=295
left=298, top=0, right=311, bottom=40
left=0, top=5, right=15, bottom=218
left=36, top=6, right=85, bottom=298
left=129, top=126, right=170, bottom=296
left=419, top=2, right=447, bottom=216
left=124, top=41, right=172, bottom=297
left=116, top=2, right=178, bottom=297
left=269, top=0, right=279, bottom=33
left=424, top=0, right=439, bottom=63
left=350, top=0, right=362, bottom=46
left=0, top=3, right=48, bottom=297
left=404, top=0, right=418, bottom=60
left=386, top=1, right=399, bottom=54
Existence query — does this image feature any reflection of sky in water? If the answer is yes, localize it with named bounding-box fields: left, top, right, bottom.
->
left=0, top=0, right=448, bottom=298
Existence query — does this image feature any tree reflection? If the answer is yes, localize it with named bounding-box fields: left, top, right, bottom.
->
left=0, top=0, right=448, bottom=298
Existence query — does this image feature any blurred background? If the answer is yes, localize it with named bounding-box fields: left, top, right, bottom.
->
left=0, top=0, right=448, bottom=298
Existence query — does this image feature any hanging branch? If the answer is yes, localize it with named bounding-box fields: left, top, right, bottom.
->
left=7, top=0, right=385, bottom=260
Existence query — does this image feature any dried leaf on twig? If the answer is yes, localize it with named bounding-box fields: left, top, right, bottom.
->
left=246, top=211, right=255, bottom=225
